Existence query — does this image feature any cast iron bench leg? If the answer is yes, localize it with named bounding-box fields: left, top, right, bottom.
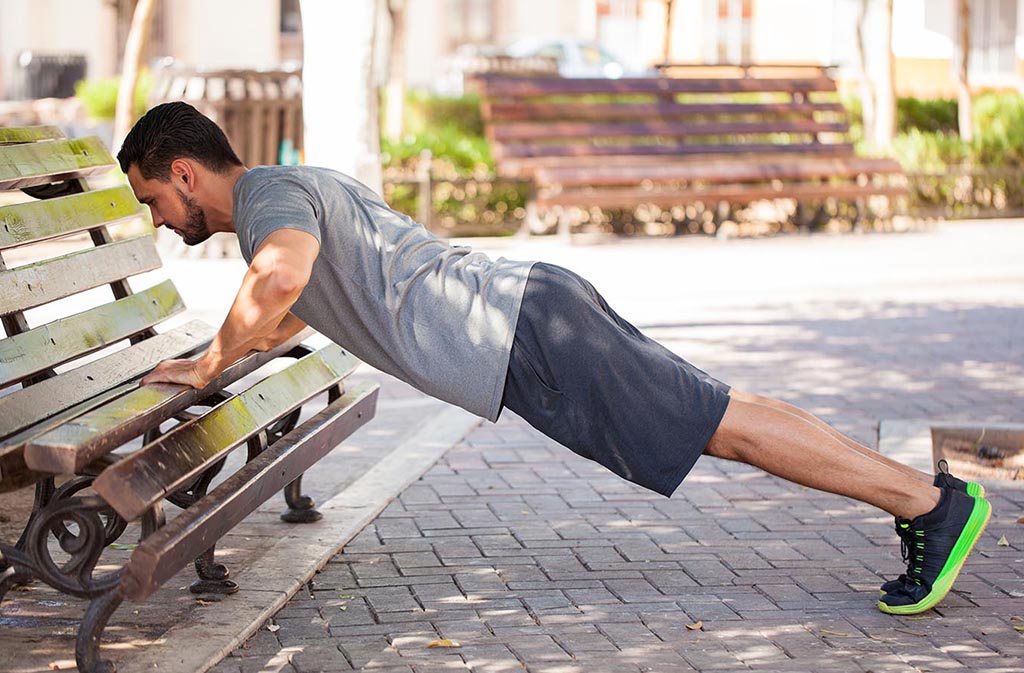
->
left=76, top=585, right=124, bottom=673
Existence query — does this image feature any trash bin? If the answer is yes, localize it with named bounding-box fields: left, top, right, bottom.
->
left=8, top=51, right=87, bottom=100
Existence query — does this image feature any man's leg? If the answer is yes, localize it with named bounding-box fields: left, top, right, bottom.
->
left=705, top=392, right=939, bottom=519
left=727, top=389, right=935, bottom=487
left=705, top=391, right=992, bottom=615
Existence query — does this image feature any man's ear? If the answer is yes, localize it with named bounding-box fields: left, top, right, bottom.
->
left=169, top=158, right=195, bottom=190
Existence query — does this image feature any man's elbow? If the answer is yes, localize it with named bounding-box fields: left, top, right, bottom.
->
left=268, top=268, right=310, bottom=299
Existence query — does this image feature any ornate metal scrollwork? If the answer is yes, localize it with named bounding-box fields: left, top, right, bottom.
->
left=1, top=493, right=122, bottom=599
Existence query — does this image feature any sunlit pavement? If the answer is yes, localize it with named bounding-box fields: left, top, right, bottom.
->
left=3, top=221, right=1021, bottom=672
left=208, top=221, right=1023, bottom=673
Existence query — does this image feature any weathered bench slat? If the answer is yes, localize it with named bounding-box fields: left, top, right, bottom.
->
left=536, top=157, right=906, bottom=188
left=0, top=319, right=216, bottom=442
left=0, top=126, right=65, bottom=145
left=0, top=186, right=143, bottom=250
left=475, top=75, right=838, bottom=97
left=0, top=137, right=115, bottom=191
left=93, top=344, right=359, bottom=521
left=25, top=329, right=315, bottom=474
left=498, top=141, right=856, bottom=161
left=539, top=182, right=909, bottom=208
left=120, top=381, right=379, bottom=601
left=0, top=234, right=162, bottom=315
left=1, top=381, right=153, bottom=492
left=492, top=119, right=850, bottom=142
left=485, top=100, right=847, bottom=122
left=0, top=280, right=184, bottom=388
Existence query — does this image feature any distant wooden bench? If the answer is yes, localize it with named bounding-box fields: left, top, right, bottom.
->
left=0, top=126, right=378, bottom=673
left=472, top=69, right=907, bottom=235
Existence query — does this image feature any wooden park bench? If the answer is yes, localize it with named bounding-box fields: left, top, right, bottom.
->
left=0, top=127, right=379, bottom=673
left=472, top=67, right=907, bottom=235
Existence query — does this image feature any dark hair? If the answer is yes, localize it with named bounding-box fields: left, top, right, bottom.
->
left=117, top=101, right=243, bottom=180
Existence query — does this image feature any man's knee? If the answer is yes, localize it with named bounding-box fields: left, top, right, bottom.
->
left=704, top=398, right=758, bottom=462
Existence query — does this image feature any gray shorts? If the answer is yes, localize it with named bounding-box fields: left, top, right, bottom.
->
left=501, top=263, right=731, bottom=497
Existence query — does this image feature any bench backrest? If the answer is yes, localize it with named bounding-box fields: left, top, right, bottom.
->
left=0, top=126, right=210, bottom=492
left=472, top=72, right=854, bottom=178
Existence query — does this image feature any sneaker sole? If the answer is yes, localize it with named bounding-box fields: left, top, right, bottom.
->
left=967, top=482, right=985, bottom=498
left=877, top=496, right=992, bottom=615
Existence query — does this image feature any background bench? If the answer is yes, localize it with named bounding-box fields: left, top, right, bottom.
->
left=0, top=126, right=378, bottom=673
left=472, top=67, right=907, bottom=236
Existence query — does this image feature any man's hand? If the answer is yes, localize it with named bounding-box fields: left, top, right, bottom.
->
left=141, top=357, right=213, bottom=389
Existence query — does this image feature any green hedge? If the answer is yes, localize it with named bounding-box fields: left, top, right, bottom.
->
left=74, top=72, right=152, bottom=120
left=382, top=90, right=525, bottom=234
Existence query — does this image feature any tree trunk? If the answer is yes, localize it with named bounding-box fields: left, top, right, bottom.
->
left=300, top=0, right=383, bottom=193
left=872, top=0, right=896, bottom=148
left=384, top=0, right=407, bottom=142
left=855, top=0, right=876, bottom=142
left=112, top=0, right=156, bottom=155
left=662, top=0, right=675, bottom=64
left=958, top=0, right=973, bottom=142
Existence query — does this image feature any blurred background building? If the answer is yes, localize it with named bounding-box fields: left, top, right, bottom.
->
left=1, top=0, right=1021, bottom=101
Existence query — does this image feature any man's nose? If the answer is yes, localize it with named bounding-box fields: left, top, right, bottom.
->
left=149, top=208, right=164, bottom=227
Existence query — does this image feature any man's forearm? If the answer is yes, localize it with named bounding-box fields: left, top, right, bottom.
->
left=198, top=266, right=304, bottom=378
left=249, top=312, right=308, bottom=352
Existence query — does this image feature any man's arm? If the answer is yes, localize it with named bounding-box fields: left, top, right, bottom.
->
left=250, top=311, right=308, bottom=352
left=141, top=228, right=319, bottom=388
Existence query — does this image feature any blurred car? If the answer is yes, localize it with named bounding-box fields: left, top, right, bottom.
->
left=504, top=37, right=650, bottom=79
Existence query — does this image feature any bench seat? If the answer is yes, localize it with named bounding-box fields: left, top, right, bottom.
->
left=472, top=72, right=908, bottom=234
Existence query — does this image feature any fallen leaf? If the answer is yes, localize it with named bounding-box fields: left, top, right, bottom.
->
left=820, top=629, right=849, bottom=637
left=1014, top=625, right=1024, bottom=632
left=338, top=606, right=347, bottom=611
left=267, top=623, right=280, bottom=633
left=685, top=621, right=703, bottom=631
left=427, top=639, right=461, bottom=649
left=1016, top=516, right=1024, bottom=524
left=894, top=628, right=927, bottom=637
left=997, top=535, right=1010, bottom=546
left=195, top=599, right=215, bottom=606
left=338, top=594, right=356, bottom=599
left=108, top=543, right=138, bottom=551
left=1011, top=616, right=1024, bottom=622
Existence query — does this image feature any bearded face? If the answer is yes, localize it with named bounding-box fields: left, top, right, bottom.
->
left=172, top=187, right=213, bottom=246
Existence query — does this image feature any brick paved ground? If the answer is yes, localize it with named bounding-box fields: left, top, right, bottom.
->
left=206, top=223, right=1022, bottom=673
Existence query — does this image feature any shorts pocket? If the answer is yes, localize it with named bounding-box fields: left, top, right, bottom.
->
left=511, top=342, right=563, bottom=412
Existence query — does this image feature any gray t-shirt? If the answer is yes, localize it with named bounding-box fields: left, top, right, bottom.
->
left=233, top=165, right=533, bottom=421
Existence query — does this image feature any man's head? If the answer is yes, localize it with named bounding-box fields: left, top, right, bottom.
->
left=119, top=102, right=244, bottom=245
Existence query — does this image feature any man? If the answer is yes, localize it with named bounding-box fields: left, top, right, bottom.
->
left=122, top=102, right=990, bottom=616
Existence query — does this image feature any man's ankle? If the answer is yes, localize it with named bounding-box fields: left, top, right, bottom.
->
left=898, top=485, right=942, bottom=521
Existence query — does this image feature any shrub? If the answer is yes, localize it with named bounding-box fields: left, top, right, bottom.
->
left=75, top=72, right=152, bottom=120
left=897, top=97, right=958, bottom=134
left=404, top=89, right=485, bottom=137
left=381, top=89, right=525, bottom=234
left=972, top=92, right=1024, bottom=166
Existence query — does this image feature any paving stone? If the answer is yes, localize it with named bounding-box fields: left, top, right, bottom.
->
left=216, top=230, right=1024, bottom=673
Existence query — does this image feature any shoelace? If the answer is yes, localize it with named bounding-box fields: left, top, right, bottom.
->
left=895, top=520, right=927, bottom=586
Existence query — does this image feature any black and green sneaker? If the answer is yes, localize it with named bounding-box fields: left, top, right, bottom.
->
left=877, top=487, right=991, bottom=615
left=879, top=461, right=985, bottom=595
left=934, top=459, right=985, bottom=498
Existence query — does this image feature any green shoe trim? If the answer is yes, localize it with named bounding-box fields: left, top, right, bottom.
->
left=966, top=482, right=985, bottom=498
left=877, top=496, right=992, bottom=616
